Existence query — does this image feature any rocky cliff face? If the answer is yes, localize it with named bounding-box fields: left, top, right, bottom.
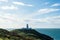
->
left=0, top=28, right=53, bottom=40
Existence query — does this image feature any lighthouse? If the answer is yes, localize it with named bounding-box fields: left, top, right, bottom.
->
left=26, top=24, right=29, bottom=29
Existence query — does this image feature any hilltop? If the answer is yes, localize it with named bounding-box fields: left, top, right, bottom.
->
left=0, top=28, right=53, bottom=40
left=0, top=24, right=53, bottom=40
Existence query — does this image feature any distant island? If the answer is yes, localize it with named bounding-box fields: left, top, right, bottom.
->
left=0, top=24, right=53, bottom=40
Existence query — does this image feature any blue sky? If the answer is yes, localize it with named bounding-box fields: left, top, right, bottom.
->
left=0, top=0, right=60, bottom=28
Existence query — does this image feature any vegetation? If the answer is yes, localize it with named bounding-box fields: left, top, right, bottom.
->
left=0, top=29, right=42, bottom=40
left=0, top=28, right=53, bottom=40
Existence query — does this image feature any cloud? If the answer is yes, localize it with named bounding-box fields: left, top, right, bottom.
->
left=0, top=0, right=8, bottom=2
left=40, top=16, right=60, bottom=24
left=28, top=8, right=60, bottom=17
left=23, top=16, right=60, bottom=28
left=51, top=3, right=60, bottom=7
left=29, top=16, right=60, bottom=23
left=1, top=5, right=18, bottom=10
left=24, top=18, right=48, bottom=23
left=0, top=12, right=60, bottom=28
left=26, top=16, right=60, bottom=28
left=0, top=12, right=31, bottom=28
left=0, top=0, right=60, bottom=28
left=0, top=12, right=23, bottom=28
left=47, top=16, right=60, bottom=24
left=0, top=12, right=18, bottom=21
left=38, top=8, right=60, bottom=13
left=13, top=2, right=25, bottom=6
left=13, top=2, right=33, bottom=7
left=0, top=13, right=16, bottom=28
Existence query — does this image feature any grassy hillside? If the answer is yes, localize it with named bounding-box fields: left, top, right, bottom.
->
left=0, top=28, right=53, bottom=40
left=0, top=29, right=42, bottom=40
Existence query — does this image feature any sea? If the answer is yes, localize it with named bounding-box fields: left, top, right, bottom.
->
left=35, top=28, right=60, bottom=40
left=6, top=28, right=60, bottom=40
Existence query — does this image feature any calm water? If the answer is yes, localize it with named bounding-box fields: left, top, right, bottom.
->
left=35, top=29, right=60, bottom=40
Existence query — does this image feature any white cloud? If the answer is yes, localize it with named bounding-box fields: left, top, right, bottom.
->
left=13, top=2, right=33, bottom=7
left=51, top=3, right=60, bottom=7
left=25, top=18, right=49, bottom=23
left=39, top=16, right=60, bottom=24
left=0, top=13, right=17, bottom=28
left=47, top=16, right=60, bottom=24
left=0, top=12, right=60, bottom=28
left=0, top=0, right=8, bottom=2
left=0, top=11, right=60, bottom=28
left=13, top=2, right=25, bottom=6
left=38, top=8, right=60, bottom=13
left=25, top=16, right=60, bottom=28
left=1, top=5, right=18, bottom=10
left=23, top=16, right=60, bottom=28
left=31, top=16, right=60, bottom=23
left=28, top=8, right=60, bottom=17
left=0, top=12, right=30, bottom=28
left=0, top=12, right=18, bottom=21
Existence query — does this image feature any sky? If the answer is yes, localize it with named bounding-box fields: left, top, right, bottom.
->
left=0, top=0, right=60, bottom=28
